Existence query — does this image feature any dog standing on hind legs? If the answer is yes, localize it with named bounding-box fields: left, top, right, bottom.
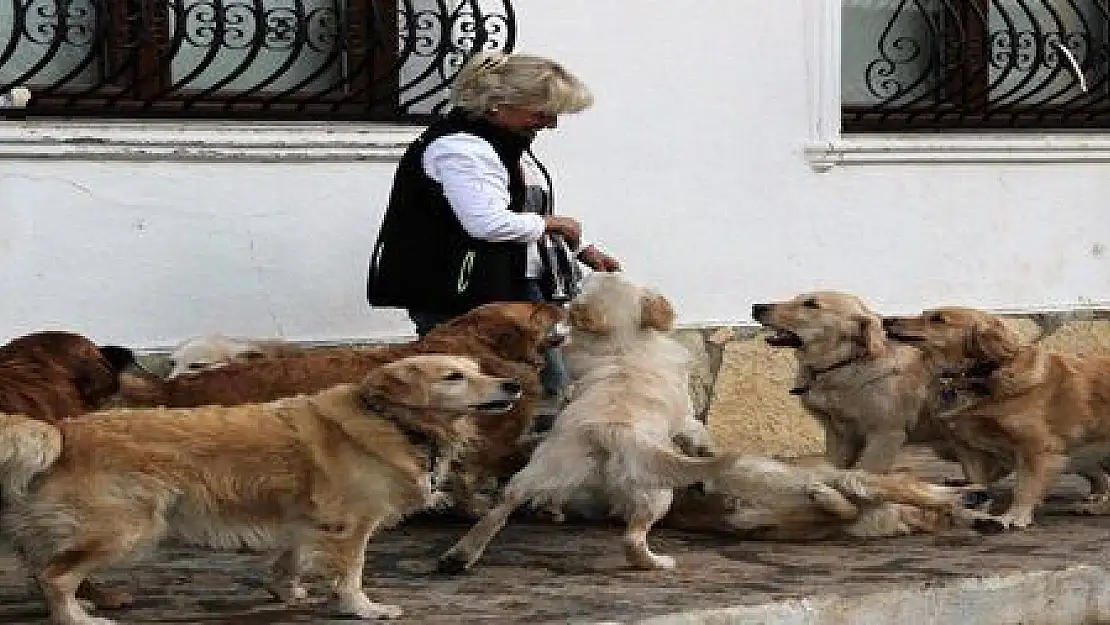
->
left=439, top=274, right=735, bottom=573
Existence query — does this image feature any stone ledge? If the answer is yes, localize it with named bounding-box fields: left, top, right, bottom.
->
left=625, top=566, right=1110, bottom=625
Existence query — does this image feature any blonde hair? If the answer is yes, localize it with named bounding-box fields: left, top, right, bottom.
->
left=450, top=52, right=594, bottom=116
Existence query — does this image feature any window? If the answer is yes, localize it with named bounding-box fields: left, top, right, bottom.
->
left=0, top=0, right=515, bottom=121
left=842, top=0, right=1110, bottom=130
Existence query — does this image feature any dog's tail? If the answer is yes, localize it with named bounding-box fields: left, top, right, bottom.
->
left=590, top=427, right=735, bottom=490
left=0, top=413, right=62, bottom=503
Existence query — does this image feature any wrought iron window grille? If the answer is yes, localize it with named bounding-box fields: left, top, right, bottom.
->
left=0, top=0, right=515, bottom=121
left=843, top=0, right=1110, bottom=131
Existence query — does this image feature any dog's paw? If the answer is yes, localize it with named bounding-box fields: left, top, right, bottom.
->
left=637, top=554, right=676, bottom=570
left=326, top=593, right=403, bottom=620
left=828, top=475, right=874, bottom=503
left=975, top=511, right=1033, bottom=532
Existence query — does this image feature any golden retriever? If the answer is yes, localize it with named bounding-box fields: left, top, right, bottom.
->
left=0, top=330, right=152, bottom=610
left=665, top=455, right=1002, bottom=539
left=439, top=274, right=735, bottom=572
left=751, top=292, right=951, bottom=473
left=883, top=307, right=1110, bottom=528
left=116, top=302, right=566, bottom=517
left=0, top=354, right=521, bottom=625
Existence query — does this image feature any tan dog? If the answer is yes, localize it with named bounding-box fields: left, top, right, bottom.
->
left=751, top=292, right=949, bottom=473
left=439, top=274, right=734, bottom=573
left=116, top=302, right=566, bottom=517
left=884, top=307, right=1110, bottom=529
left=0, top=331, right=153, bottom=611
left=665, top=455, right=1002, bottom=540
left=0, top=354, right=521, bottom=625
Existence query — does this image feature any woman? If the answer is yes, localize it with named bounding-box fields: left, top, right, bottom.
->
left=367, top=52, right=620, bottom=408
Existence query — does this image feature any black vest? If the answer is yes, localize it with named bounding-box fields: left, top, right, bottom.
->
left=366, top=110, right=534, bottom=315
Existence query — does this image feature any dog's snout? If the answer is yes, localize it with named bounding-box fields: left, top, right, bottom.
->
left=751, top=303, right=771, bottom=320
left=501, top=380, right=522, bottom=395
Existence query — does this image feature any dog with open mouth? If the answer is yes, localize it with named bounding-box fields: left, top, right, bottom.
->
left=750, top=291, right=956, bottom=474
left=883, top=307, right=1110, bottom=529
left=0, top=354, right=521, bottom=625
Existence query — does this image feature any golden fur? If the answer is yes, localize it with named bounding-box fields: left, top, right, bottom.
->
left=439, top=274, right=735, bottom=573
left=665, top=455, right=1000, bottom=539
left=751, top=292, right=952, bottom=472
left=0, top=354, right=521, bottom=625
left=115, top=302, right=565, bottom=516
left=0, top=331, right=149, bottom=610
left=884, top=307, right=1110, bottom=529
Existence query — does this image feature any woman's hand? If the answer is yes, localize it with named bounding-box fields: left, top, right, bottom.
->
left=578, top=245, right=621, bottom=272
left=543, top=216, right=582, bottom=248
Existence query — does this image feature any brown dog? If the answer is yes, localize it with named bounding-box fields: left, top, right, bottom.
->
left=0, top=331, right=141, bottom=424
left=0, top=331, right=147, bottom=610
left=884, top=307, right=1110, bottom=528
left=116, top=302, right=566, bottom=514
left=0, top=354, right=521, bottom=625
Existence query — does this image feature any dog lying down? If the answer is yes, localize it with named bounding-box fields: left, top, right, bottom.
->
left=0, top=354, right=521, bottom=625
left=165, top=333, right=298, bottom=378
left=663, top=455, right=1004, bottom=540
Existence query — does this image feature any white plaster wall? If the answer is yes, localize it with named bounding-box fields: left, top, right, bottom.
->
left=1, top=0, right=1108, bottom=348
left=0, top=161, right=413, bottom=345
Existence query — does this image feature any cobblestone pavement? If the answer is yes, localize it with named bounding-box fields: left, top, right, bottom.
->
left=3, top=447, right=1109, bottom=625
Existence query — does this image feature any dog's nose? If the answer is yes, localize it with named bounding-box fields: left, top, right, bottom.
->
left=751, top=303, right=770, bottom=320
left=501, top=380, right=522, bottom=395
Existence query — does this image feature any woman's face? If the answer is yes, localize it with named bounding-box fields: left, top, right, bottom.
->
left=490, top=104, right=559, bottom=137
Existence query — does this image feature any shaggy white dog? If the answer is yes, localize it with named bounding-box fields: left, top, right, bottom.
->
left=439, top=273, right=733, bottom=572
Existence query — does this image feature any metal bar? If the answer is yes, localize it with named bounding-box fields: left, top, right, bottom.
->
left=845, top=0, right=1110, bottom=131
left=0, top=0, right=516, bottom=120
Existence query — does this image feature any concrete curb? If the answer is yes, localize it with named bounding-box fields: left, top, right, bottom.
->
left=596, top=566, right=1110, bottom=625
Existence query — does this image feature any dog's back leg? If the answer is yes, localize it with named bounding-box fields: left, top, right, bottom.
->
left=622, top=488, right=676, bottom=570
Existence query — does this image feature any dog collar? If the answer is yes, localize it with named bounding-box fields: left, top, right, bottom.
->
left=790, top=356, right=863, bottom=395
left=361, top=396, right=443, bottom=477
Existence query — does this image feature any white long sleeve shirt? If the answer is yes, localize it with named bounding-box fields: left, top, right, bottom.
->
left=422, top=132, right=550, bottom=278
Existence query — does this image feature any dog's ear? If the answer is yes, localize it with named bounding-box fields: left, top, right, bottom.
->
left=967, top=320, right=1020, bottom=363
left=490, top=325, right=542, bottom=365
left=852, top=314, right=887, bottom=359
left=640, top=292, right=675, bottom=332
left=72, top=359, right=119, bottom=405
left=359, top=364, right=427, bottom=408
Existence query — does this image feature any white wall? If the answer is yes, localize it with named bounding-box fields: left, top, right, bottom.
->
left=1, top=0, right=1108, bottom=348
